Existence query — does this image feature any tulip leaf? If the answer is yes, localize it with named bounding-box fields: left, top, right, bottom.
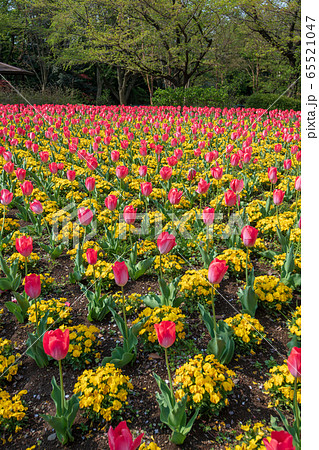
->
left=4, top=301, right=24, bottom=323
left=0, top=278, right=13, bottom=291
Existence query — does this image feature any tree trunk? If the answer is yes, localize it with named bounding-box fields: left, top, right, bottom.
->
left=117, top=67, right=136, bottom=105
left=96, top=64, right=103, bottom=104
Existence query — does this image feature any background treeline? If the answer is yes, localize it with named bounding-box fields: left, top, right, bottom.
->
left=0, top=0, right=301, bottom=108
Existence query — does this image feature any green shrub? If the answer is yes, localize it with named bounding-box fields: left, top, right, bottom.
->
left=152, top=86, right=229, bottom=107
left=0, top=86, right=86, bottom=105
left=244, top=93, right=301, bottom=111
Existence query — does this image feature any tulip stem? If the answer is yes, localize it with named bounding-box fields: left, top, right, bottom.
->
left=293, top=376, right=300, bottom=431
left=164, top=347, right=174, bottom=397
left=159, top=252, right=163, bottom=280
left=129, top=224, right=133, bottom=250
left=276, top=206, right=281, bottom=230
left=0, top=205, right=6, bottom=240
left=25, top=257, right=28, bottom=277
left=121, top=286, right=128, bottom=341
left=211, top=286, right=217, bottom=334
left=245, top=247, right=249, bottom=286
left=58, top=360, right=65, bottom=412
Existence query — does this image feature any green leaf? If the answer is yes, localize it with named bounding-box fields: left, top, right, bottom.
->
left=198, top=303, right=215, bottom=337
left=0, top=278, right=13, bottom=291
left=5, top=301, right=24, bottom=323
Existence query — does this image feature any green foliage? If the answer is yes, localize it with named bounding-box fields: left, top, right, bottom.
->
left=40, top=376, right=79, bottom=445
left=0, top=86, right=85, bottom=105
left=199, top=304, right=235, bottom=364
left=153, top=372, right=199, bottom=445
left=152, top=86, right=229, bottom=107
left=245, top=93, right=301, bottom=111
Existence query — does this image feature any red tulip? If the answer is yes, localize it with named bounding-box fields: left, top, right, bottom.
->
left=141, top=182, right=153, bottom=197
left=16, top=236, right=33, bottom=257
left=108, top=421, right=144, bottom=450
left=123, top=205, right=137, bottom=225
left=263, top=430, right=295, bottom=450
left=86, top=248, right=97, bottom=265
left=241, top=225, right=258, bottom=247
left=168, top=188, right=183, bottom=205
left=3, top=162, right=14, bottom=173
left=287, top=347, right=301, bottom=378
left=196, top=178, right=210, bottom=194
left=187, top=168, right=197, bottom=181
left=273, top=189, right=285, bottom=205
left=15, top=168, right=26, bottom=181
left=230, top=179, right=244, bottom=194
left=274, top=143, right=282, bottom=153
left=29, top=199, right=43, bottom=214
left=57, top=163, right=64, bottom=171
left=211, top=166, right=223, bottom=180
left=112, top=261, right=129, bottom=286
left=0, top=189, right=13, bottom=205
left=111, top=150, right=120, bottom=162
left=294, top=176, right=301, bottom=191
left=24, top=273, right=41, bottom=298
left=67, top=170, right=76, bottom=181
left=224, top=189, right=237, bottom=207
left=157, top=231, right=176, bottom=254
left=39, top=151, right=49, bottom=162
left=283, top=159, right=292, bottom=170
left=208, top=258, right=228, bottom=284
left=154, top=321, right=176, bottom=348
left=202, top=207, right=215, bottom=226
left=116, top=165, right=129, bottom=179
left=43, top=328, right=70, bottom=361
left=105, top=194, right=118, bottom=211
left=160, top=166, right=172, bottom=181
left=49, top=162, right=58, bottom=174
left=138, top=165, right=148, bottom=177
left=167, top=155, right=178, bottom=167
left=87, top=156, right=98, bottom=170
left=268, top=167, right=278, bottom=184
left=20, top=180, right=33, bottom=196
left=77, top=207, right=93, bottom=226
left=85, top=177, right=96, bottom=192
left=230, top=153, right=240, bottom=167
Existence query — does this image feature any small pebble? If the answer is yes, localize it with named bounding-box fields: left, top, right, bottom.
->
left=48, top=433, right=56, bottom=441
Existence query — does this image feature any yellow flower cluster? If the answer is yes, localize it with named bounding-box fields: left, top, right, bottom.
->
left=85, top=260, right=114, bottom=286
left=0, top=389, right=27, bottom=434
left=59, top=324, right=101, bottom=369
left=39, top=273, right=55, bottom=292
left=7, top=252, right=39, bottom=269
left=217, top=248, right=252, bottom=275
left=113, top=291, right=143, bottom=314
left=263, top=362, right=301, bottom=409
left=27, top=298, right=72, bottom=325
left=0, top=338, right=21, bottom=383
left=252, top=276, right=293, bottom=311
left=154, top=254, right=185, bottom=273
left=225, top=421, right=273, bottom=450
left=174, top=354, right=235, bottom=414
left=272, top=253, right=301, bottom=272
left=132, top=306, right=185, bottom=345
left=287, top=306, right=301, bottom=338
left=73, top=364, right=132, bottom=422
left=224, top=314, right=266, bottom=351
left=241, top=199, right=266, bottom=224
left=139, top=442, right=161, bottom=450
left=136, top=239, right=157, bottom=256
left=256, top=211, right=295, bottom=235
left=179, top=269, right=213, bottom=300
left=0, top=218, right=19, bottom=235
